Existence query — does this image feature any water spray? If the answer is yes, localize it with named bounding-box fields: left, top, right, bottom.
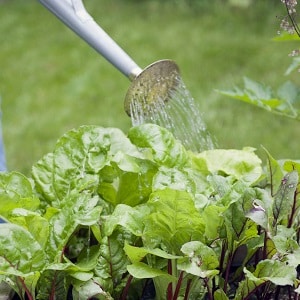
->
left=38, top=0, right=180, bottom=116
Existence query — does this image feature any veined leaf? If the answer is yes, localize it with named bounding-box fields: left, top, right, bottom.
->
left=272, top=171, right=298, bottom=226
left=0, top=223, right=46, bottom=298
left=72, top=278, right=113, bottom=300
left=193, top=148, right=262, bottom=185
left=262, top=147, right=284, bottom=197
left=0, top=172, right=40, bottom=220
left=124, top=243, right=180, bottom=264
left=104, top=204, right=150, bottom=237
left=36, top=269, right=68, bottom=300
left=94, top=235, right=129, bottom=296
left=234, top=260, right=296, bottom=300
left=128, top=123, right=189, bottom=168
left=46, top=191, right=102, bottom=261
left=218, top=78, right=300, bottom=119
left=127, top=262, right=176, bottom=281
left=178, top=241, right=219, bottom=278
left=143, top=189, right=205, bottom=254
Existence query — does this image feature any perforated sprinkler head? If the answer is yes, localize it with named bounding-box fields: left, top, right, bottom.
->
left=124, top=59, right=180, bottom=116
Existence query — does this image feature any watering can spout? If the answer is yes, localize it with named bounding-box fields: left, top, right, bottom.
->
left=39, top=0, right=142, bottom=79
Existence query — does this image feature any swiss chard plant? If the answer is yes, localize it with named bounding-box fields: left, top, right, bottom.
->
left=0, top=123, right=300, bottom=299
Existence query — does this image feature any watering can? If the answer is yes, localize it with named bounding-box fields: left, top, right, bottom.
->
left=38, top=0, right=180, bottom=116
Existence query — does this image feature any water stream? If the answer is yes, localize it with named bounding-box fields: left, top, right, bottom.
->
left=129, top=77, right=214, bottom=153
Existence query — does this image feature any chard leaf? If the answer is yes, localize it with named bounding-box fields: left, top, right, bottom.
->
left=128, top=124, right=189, bottom=168
left=9, top=209, right=49, bottom=248
left=0, top=172, right=39, bottom=219
left=36, top=270, right=68, bottom=300
left=178, top=241, right=219, bottom=278
left=234, top=260, right=296, bottom=300
left=272, top=171, right=298, bottom=226
left=39, top=126, right=141, bottom=201
left=152, top=166, right=195, bottom=194
left=94, top=236, right=129, bottom=295
left=214, top=289, right=229, bottom=300
left=124, top=243, right=180, bottom=263
left=193, top=148, right=262, bottom=185
left=104, top=204, right=150, bottom=236
left=262, top=147, right=284, bottom=197
left=127, top=262, right=176, bottom=281
left=143, top=189, right=205, bottom=254
left=223, top=187, right=258, bottom=248
left=72, top=278, right=113, bottom=300
left=32, top=152, right=56, bottom=205
left=0, top=223, right=46, bottom=275
left=0, top=223, right=46, bottom=297
left=46, top=191, right=101, bottom=261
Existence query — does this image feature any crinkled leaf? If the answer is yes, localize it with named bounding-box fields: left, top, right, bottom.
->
left=144, top=189, right=205, bottom=254
left=193, top=148, right=262, bottom=185
left=94, top=236, right=129, bottom=295
left=273, top=171, right=298, bottom=226
left=178, top=241, right=219, bottom=278
left=0, top=223, right=46, bottom=275
left=152, top=166, right=195, bottom=194
left=72, top=278, right=113, bottom=300
left=104, top=204, right=149, bottom=237
left=0, top=172, right=39, bottom=219
left=36, top=270, right=68, bottom=300
left=32, top=152, right=56, bottom=205
left=128, top=124, right=189, bottom=168
left=124, top=243, right=180, bottom=264
left=46, top=191, right=102, bottom=261
left=9, top=209, right=49, bottom=248
left=50, top=125, right=141, bottom=200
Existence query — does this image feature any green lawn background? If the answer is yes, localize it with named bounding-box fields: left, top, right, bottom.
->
left=1, top=0, right=299, bottom=174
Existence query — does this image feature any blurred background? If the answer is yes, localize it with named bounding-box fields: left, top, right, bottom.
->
left=1, top=0, right=299, bottom=174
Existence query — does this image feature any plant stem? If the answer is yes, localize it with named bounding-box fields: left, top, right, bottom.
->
left=172, top=271, right=184, bottom=300
left=204, top=278, right=213, bottom=300
left=183, top=279, right=192, bottom=300
left=223, top=252, right=233, bottom=294
left=119, top=275, right=133, bottom=300
left=167, top=260, right=173, bottom=300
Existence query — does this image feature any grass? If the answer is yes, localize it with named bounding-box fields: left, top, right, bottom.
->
left=0, top=0, right=299, bottom=174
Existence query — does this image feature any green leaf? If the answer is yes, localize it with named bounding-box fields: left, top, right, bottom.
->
left=285, top=57, right=300, bottom=75
left=193, top=148, right=262, bottom=185
left=104, top=204, right=150, bottom=237
left=178, top=241, right=219, bottom=278
left=127, top=262, right=176, bottom=281
left=46, top=191, right=102, bottom=261
left=94, top=235, right=129, bottom=295
left=9, top=209, right=49, bottom=248
left=0, top=223, right=46, bottom=298
left=128, top=124, right=189, bottom=168
left=272, top=171, right=298, bottom=226
left=262, top=147, right=284, bottom=197
left=214, top=289, right=229, bottom=300
left=124, top=243, right=180, bottom=264
left=235, top=260, right=296, bottom=299
left=0, top=172, right=40, bottom=220
left=143, top=189, right=205, bottom=254
left=218, top=78, right=300, bottom=119
left=72, top=279, right=113, bottom=300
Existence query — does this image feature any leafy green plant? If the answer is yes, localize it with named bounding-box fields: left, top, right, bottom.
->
left=0, top=123, right=300, bottom=299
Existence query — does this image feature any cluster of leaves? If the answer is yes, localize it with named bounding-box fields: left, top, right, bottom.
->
left=1, top=124, right=300, bottom=299
left=218, top=77, right=300, bottom=120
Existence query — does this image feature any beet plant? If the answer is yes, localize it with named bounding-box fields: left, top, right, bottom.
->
left=0, top=123, right=299, bottom=299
